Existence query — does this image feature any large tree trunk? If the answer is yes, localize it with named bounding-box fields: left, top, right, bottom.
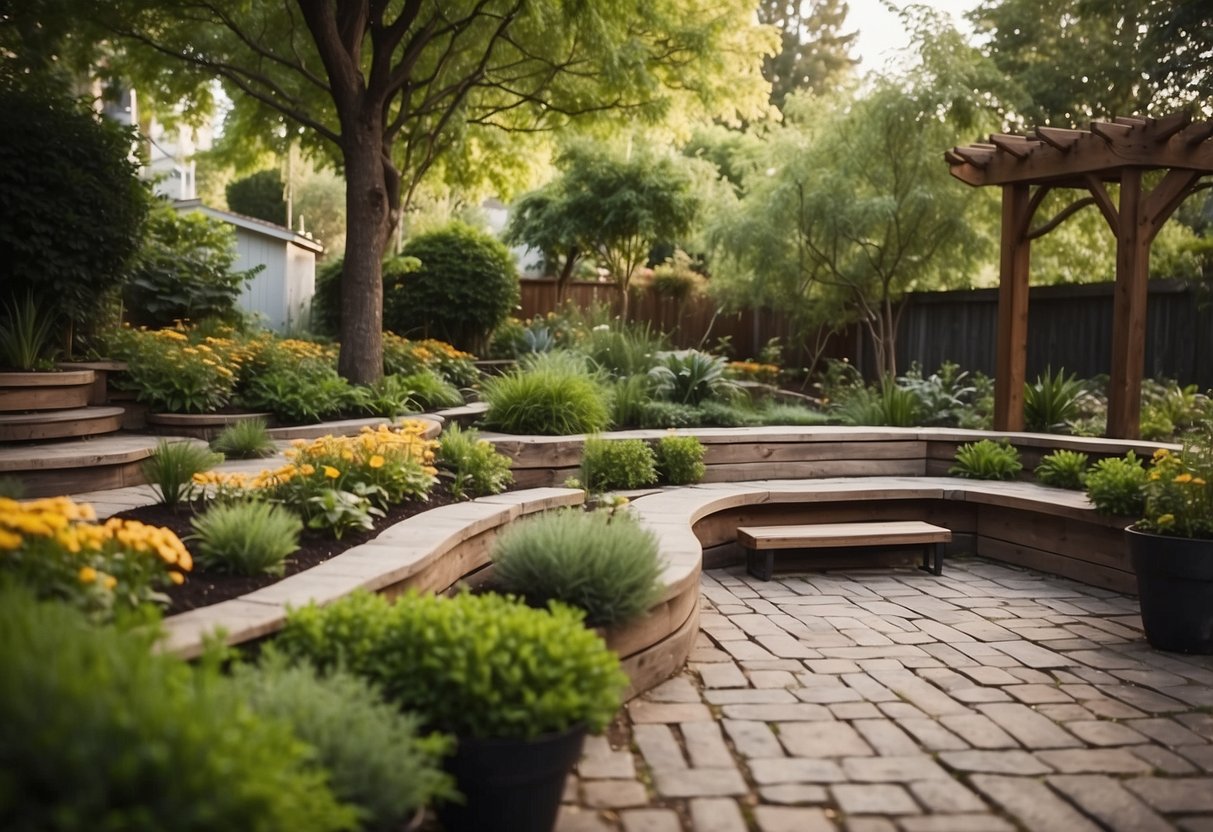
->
left=337, top=124, right=395, bottom=384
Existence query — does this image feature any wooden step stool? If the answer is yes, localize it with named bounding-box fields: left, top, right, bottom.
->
left=736, top=521, right=952, bottom=581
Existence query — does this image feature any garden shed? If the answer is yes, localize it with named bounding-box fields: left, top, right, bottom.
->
left=173, top=199, right=324, bottom=332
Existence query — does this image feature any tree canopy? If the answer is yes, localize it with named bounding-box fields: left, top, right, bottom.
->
left=757, top=0, right=858, bottom=109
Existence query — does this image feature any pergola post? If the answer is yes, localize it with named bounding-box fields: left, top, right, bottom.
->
left=1107, top=168, right=1149, bottom=439
left=993, top=183, right=1031, bottom=432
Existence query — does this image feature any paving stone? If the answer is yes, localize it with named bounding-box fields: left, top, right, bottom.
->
left=842, top=818, right=897, bottom=832
left=759, top=784, right=830, bottom=804
left=938, top=749, right=1053, bottom=775
left=753, top=806, right=838, bottom=832
left=579, top=735, right=637, bottom=779
left=644, top=675, right=703, bottom=703
left=1067, top=650, right=1143, bottom=669
left=689, top=798, right=749, bottom=832
left=867, top=669, right=969, bottom=716
left=758, top=634, right=824, bottom=659
left=620, top=808, right=681, bottom=832
left=908, top=778, right=988, bottom=813
left=897, top=816, right=1015, bottom=832
left=840, top=672, right=898, bottom=702
left=777, top=721, right=874, bottom=757
left=920, top=643, right=981, bottom=668
left=969, top=774, right=1101, bottom=832
left=938, top=714, right=1018, bottom=749
left=564, top=774, right=579, bottom=803
left=896, top=718, right=969, bottom=751
left=682, top=721, right=735, bottom=769
left=555, top=806, right=615, bottom=832
left=1097, top=684, right=1187, bottom=714
left=1066, top=719, right=1150, bottom=747
left=652, top=766, right=749, bottom=798
left=696, top=661, right=749, bottom=689
left=840, top=755, right=950, bottom=782
left=852, top=719, right=922, bottom=756
left=1004, top=684, right=1074, bottom=704
left=749, top=670, right=799, bottom=688
left=1033, top=703, right=1094, bottom=722
left=722, top=719, right=783, bottom=759
left=1179, top=744, right=1213, bottom=773
left=1177, top=818, right=1213, bottom=832
left=831, top=783, right=920, bottom=814
left=583, top=780, right=649, bottom=809
left=828, top=702, right=882, bottom=720
left=705, top=688, right=798, bottom=705
left=743, top=659, right=808, bottom=673
left=1127, top=717, right=1210, bottom=747
left=632, top=724, right=686, bottom=771
left=807, top=659, right=863, bottom=674
left=1124, top=777, right=1213, bottom=813
left=721, top=703, right=834, bottom=721
left=719, top=639, right=780, bottom=661
left=1006, top=667, right=1055, bottom=684
left=1084, top=697, right=1148, bottom=720
left=794, top=685, right=866, bottom=704
left=629, top=701, right=713, bottom=724
left=1131, top=744, right=1200, bottom=775
left=1045, top=774, right=1171, bottom=832
left=951, top=686, right=1013, bottom=703
left=1178, top=713, right=1213, bottom=740
left=748, top=757, right=847, bottom=784
left=976, top=702, right=1082, bottom=748
left=989, top=641, right=1071, bottom=668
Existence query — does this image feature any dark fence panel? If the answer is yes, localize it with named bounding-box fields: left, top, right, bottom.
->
left=518, top=278, right=1213, bottom=388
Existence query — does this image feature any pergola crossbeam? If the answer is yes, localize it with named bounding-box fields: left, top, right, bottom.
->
left=944, top=111, right=1213, bottom=439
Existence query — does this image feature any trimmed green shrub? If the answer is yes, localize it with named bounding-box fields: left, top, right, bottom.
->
left=0, top=81, right=147, bottom=338
left=581, top=437, right=659, bottom=491
left=210, top=417, right=277, bottom=459
left=491, top=508, right=665, bottom=627
left=1023, top=367, right=1085, bottom=433
left=949, top=439, right=1023, bottom=481
left=225, top=169, right=287, bottom=225
left=142, top=440, right=223, bottom=507
left=0, top=587, right=356, bottom=831
left=1084, top=452, right=1148, bottom=516
left=188, top=501, right=302, bottom=576
left=481, top=353, right=610, bottom=435
left=279, top=591, right=627, bottom=739
left=437, top=424, right=514, bottom=500
left=387, top=223, right=519, bottom=353
left=638, top=400, right=701, bottom=428
left=123, top=201, right=262, bottom=328
left=231, top=651, right=455, bottom=831
left=655, top=434, right=706, bottom=485
left=1034, top=449, right=1090, bottom=490
left=311, top=255, right=421, bottom=338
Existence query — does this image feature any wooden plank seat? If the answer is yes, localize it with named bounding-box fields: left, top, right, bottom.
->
left=737, top=521, right=952, bottom=581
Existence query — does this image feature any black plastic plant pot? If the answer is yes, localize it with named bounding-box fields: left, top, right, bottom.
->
left=1127, top=525, right=1213, bottom=654
left=438, top=723, right=587, bottom=832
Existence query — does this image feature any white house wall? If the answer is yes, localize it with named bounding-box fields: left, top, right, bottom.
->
left=232, top=228, right=289, bottom=330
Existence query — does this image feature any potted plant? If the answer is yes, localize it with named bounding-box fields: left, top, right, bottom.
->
left=0, top=293, right=95, bottom=412
left=1125, top=426, right=1213, bottom=654
left=279, top=590, right=627, bottom=832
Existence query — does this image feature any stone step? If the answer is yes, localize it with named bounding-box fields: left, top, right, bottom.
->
left=0, top=433, right=203, bottom=498
left=0, top=406, right=125, bottom=443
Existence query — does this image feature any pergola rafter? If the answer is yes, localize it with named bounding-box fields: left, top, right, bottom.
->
left=946, top=112, right=1213, bottom=439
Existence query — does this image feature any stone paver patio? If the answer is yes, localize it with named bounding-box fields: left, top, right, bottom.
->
left=558, top=558, right=1213, bottom=832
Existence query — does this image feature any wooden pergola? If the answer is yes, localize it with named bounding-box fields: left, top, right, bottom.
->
left=946, top=112, right=1213, bottom=438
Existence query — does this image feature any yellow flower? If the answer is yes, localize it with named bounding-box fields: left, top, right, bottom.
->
left=1153, top=448, right=1170, bottom=460
left=168, top=571, right=185, bottom=585
left=1174, top=473, right=1193, bottom=484
left=0, top=529, right=21, bottom=550
left=1193, top=478, right=1207, bottom=486
left=102, top=575, right=117, bottom=591
left=300, top=464, right=316, bottom=476
left=78, top=566, right=98, bottom=584
left=369, top=455, right=385, bottom=469
left=1156, top=513, right=1175, bottom=527
left=323, top=465, right=340, bottom=479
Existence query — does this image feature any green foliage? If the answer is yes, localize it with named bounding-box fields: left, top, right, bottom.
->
left=949, top=439, right=1024, bottom=481
left=1141, top=380, right=1210, bottom=441
left=758, top=0, right=857, bottom=108
left=231, top=651, right=455, bottom=831
left=1034, top=449, right=1091, bottom=490
left=387, top=223, right=519, bottom=353
left=104, top=326, right=242, bottom=414
left=391, top=370, right=464, bottom=410
left=638, top=400, right=702, bottom=429
left=210, top=417, right=276, bottom=459
left=1140, top=434, right=1213, bottom=539
left=123, top=202, right=262, bottom=328
left=305, top=487, right=384, bottom=539
left=491, top=508, right=665, bottom=628
left=1023, top=367, right=1085, bottom=433
left=695, top=399, right=762, bottom=427
left=188, top=501, right=302, bottom=577
left=1084, top=452, right=1148, bottom=516
left=225, top=169, right=287, bottom=225
left=655, top=434, right=706, bottom=485
left=648, top=249, right=706, bottom=301
left=381, top=332, right=479, bottom=388
left=609, top=374, right=656, bottom=428
left=481, top=352, right=610, bottom=436
left=142, top=440, right=223, bottom=507
left=279, top=591, right=628, bottom=739
left=581, top=437, right=659, bottom=492
left=648, top=349, right=742, bottom=406
left=312, top=256, right=423, bottom=339
left=0, top=587, right=357, bottom=831
left=0, top=292, right=59, bottom=370
left=241, top=367, right=356, bottom=424
left=437, top=424, right=514, bottom=500
left=579, top=324, right=667, bottom=378
left=898, top=362, right=979, bottom=427
left=833, top=380, right=924, bottom=427
left=0, top=80, right=147, bottom=337
left=757, top=402, right=831, bottom=426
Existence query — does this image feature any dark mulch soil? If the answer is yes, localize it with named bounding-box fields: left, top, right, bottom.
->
left=115, top=484, right=457, bottom=615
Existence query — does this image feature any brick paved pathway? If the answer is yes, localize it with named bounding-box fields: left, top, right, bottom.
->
left=558, top=558, right=1213, bottom=832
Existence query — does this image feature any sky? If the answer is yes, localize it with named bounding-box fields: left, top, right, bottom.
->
left=846, top=0, right=983, bottom=70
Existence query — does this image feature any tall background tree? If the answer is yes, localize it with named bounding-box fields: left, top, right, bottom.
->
left=70, top=0, right=774, bottom=382
left=757, top=0, right=858, bottom=109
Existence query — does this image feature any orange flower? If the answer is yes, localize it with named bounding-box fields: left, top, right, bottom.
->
left=369, top=455, right=385, bottom=469
left=323, top=465, right=340, bottom=479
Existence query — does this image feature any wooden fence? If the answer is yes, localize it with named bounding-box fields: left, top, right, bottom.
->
left=518, top=278, right=1213, bottom=388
